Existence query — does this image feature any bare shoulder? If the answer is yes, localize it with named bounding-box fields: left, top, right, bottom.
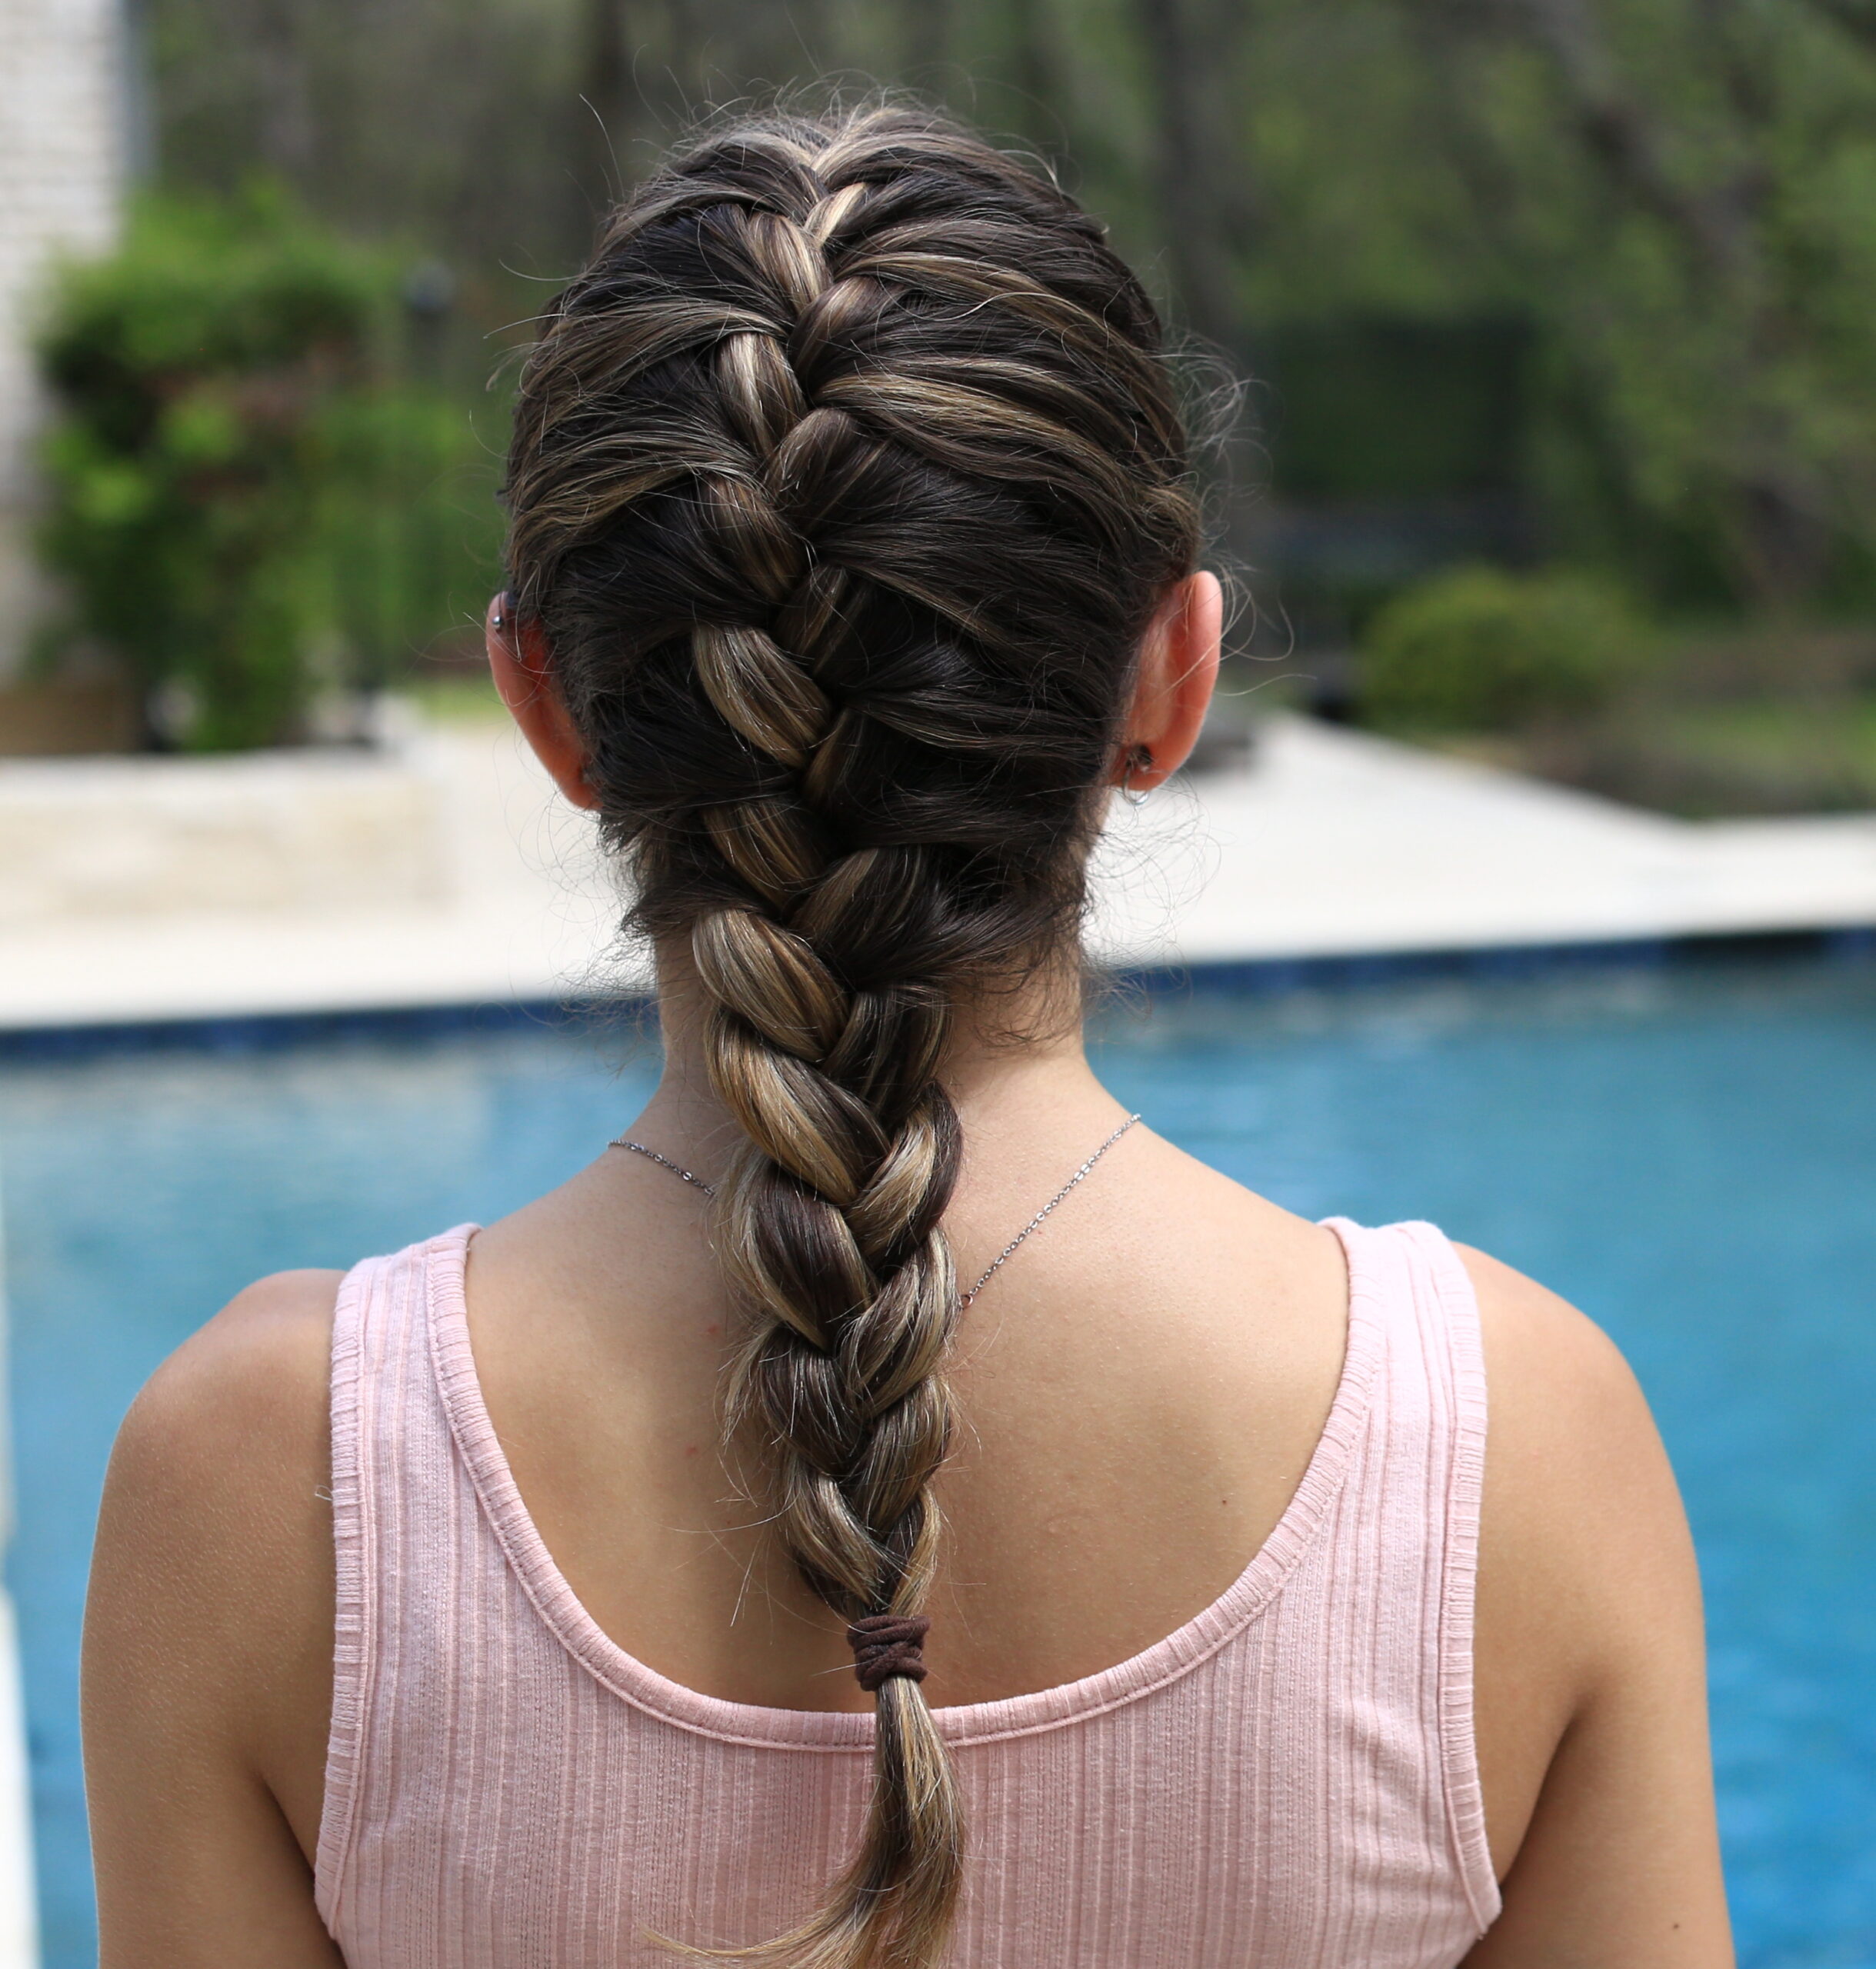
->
left=1456, top=1242, right=1634, bottom=1377
left=1457, top=1244, right=1661, bottom=1464
left=121, top=1268, right=342, bottom=1458
left=105, top=1269, right=343, bottom=1579
left=102, top=1263, right=342, bottom=1642
left=1451, top=1244, right=1720, bottom=1939
left=1454, top=1242, right=1684, bottom=1577
left=89, top=1269, right=343, bottom=1775
left=87, top=1271, right=348, bottom=1957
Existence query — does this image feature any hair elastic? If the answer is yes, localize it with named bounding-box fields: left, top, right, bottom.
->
left=848, top=1614, right=931, bottom=1692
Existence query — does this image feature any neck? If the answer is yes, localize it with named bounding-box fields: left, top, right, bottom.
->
left=624, top=943, right=1121, bottom=1194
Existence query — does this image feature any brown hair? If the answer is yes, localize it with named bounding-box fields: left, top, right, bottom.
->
left=502, top=102, right=1200, bottom=1968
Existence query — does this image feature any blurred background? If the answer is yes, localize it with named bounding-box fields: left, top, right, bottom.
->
left=5, top=0, right=1876, bottom=797
left=1, top=5, right=1874, bottom=1968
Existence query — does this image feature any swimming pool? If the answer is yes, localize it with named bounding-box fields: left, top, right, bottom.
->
left=2, top=952, right=1873, bottom=1967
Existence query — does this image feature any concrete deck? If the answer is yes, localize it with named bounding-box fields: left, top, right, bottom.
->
left=1, top=711, right=1873, bottom=1033
left=1091, top=715, right=1876, bottom=967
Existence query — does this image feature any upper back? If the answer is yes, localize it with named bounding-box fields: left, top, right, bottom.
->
left=454, top=1126, right=1357, bottom=1717
left=308, top=1128, right=1504, bottom=1967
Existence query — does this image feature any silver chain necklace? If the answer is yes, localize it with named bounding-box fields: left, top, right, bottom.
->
left=610, top=1112, right=1141, bottom=1308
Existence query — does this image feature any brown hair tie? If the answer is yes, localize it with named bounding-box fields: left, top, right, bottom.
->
left=847, top=1614, right=931, bottom=1693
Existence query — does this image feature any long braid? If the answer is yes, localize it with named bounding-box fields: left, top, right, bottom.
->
left=504, top=106, right=1202, bottom=1969
left=691, top=183, right=971, bottom=1964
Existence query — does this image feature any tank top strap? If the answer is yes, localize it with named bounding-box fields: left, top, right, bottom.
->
left=1322, top=1216, right=1497, bottom=1930
left=316, top=1223, right=482, bottom=1935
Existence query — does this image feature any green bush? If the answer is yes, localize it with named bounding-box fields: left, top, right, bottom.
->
left=1358, top=564, right=1651, bottom=734
left=35, top=186, right=497, bottom=751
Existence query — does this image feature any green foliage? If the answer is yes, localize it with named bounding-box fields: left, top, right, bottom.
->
left=117, top=0, right=1876, bottom=679
left=1264, top=318, right=1531, bottom=501
left=35, top=187, right=404, bottom=750
left=315, top=386, right=505, bottom=691
left=1358, top=565, right=1651, bottom=733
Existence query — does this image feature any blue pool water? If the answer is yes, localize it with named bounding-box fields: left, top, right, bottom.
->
left=2, top=954, right=1874, bottom=1967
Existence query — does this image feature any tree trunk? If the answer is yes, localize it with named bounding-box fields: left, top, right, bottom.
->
left=571, top=0, right=629, bottom=244
left=1129, top=0, right=1251, bottom=360
left=1801, top=0, right=1876, bottom=50
left=1489, top=0, right=1845, bottom=608
left=1498, top=0, right=1752, bottom=285
left=251, top=0, right=317, bottom=178
left=901, top=0, right=950, bottom=91
left=1003, top=0, right=1069, bottom=155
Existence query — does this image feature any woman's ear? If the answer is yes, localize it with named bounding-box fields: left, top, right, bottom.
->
left=1113, top=571, right=1223, bottom=791
left=485, top=592, right=600, bottom=811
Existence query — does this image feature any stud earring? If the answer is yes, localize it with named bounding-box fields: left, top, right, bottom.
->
left=1121, top=744, right=1155, bottom=807
left=491, top=592, right=508, bottom=634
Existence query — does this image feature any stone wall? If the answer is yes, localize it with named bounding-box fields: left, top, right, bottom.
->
left=0, top=0, right=125, bottom=681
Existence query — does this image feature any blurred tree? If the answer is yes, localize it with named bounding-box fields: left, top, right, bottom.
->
left=573, top=0, right=633, bottom=235
left=900, top=0, right=950, bottom=85
left=125, top=0, right=1876, bottom=631
left=1129, top=0, right=1255, bottom=361
left=1410, top=0, right=1876, bottom=610
left=37, top=189, right=379, bottom=748
left=35, top=186, right=504, bottom=747
left=1804, top=0, right=1876, bottom=45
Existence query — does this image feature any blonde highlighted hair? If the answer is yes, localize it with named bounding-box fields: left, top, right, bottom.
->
left=503, top=105, right=1200, bottom=1968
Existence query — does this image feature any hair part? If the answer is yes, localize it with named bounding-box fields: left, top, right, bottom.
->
left=503, top=102, right=1200, bottom=1969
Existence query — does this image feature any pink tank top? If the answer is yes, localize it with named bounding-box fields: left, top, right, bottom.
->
left=315, top=1218, right=1501, bottom=1966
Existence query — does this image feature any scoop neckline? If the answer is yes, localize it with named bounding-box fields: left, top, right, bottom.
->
left=424, top=1216, right=1384, bottom=1752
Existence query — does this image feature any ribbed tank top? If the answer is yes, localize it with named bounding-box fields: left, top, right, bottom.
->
left=315, top=1218, right=1501, bottom=1967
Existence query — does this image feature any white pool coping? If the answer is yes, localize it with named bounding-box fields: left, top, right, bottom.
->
left=0, top=1163, right=35, bottom=1969
left=0, top=1592, right=35, bottom=1969
left=2, top=713, right=1872, bottom=1037
left=1091, top=715, right=1876, bottom=968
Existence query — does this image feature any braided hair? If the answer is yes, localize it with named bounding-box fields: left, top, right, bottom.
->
left=503, top=105, right=1200, bottom=1969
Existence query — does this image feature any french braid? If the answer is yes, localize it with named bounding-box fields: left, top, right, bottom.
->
left=504, top=106, right=1201, bottom=1969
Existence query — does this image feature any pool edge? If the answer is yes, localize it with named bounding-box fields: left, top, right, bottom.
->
left=1, top=923, right=1871, bottom=1059
left=0, top=1589, right=38, bottom=1969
